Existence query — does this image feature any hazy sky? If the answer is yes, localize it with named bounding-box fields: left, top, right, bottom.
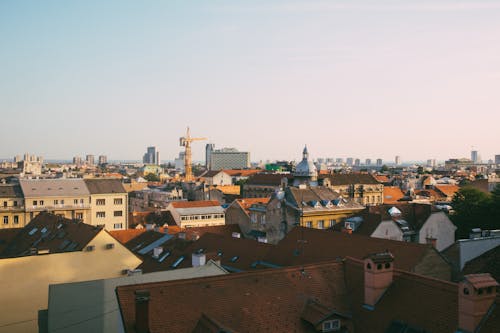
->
left=1, top=0, right=500, bottom=163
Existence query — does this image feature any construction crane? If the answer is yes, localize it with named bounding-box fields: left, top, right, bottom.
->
left=179, top=127, right=207, bottom=182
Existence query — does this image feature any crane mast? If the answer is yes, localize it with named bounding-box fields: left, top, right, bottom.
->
left=179, top=127, right=207, bottom=182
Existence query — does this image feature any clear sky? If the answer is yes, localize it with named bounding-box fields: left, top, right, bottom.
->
left=1, top=0, right=499, bottom=163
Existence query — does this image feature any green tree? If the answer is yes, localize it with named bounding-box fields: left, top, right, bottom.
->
left=380, top=165, right=389, bottom=172
left=451, top=187, right=492, bottom=239
left=144, top=173, right=160, bottom=182
left=490, top=184, right=500, bottom=223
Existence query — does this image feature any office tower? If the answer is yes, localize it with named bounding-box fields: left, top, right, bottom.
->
left=365, top=159, right=371, bottom=166
left=346, top=158, right=354, bottom=166
left=354, top=158, right=361, bottom=167
left=376, top=159, right=383, bottom=167
left=73, top=156, right=83, bottom=166
left=86, top=154, right=95, bottom=166
left=206, top=144, right=250, bottom=170
left=98, top=155, right=107, bottom=165
left=143, top=146, right=159, bottom=165
left=395, top=156, right=401, bottom=166
left=495, top=155, right=500, bottom=164
left=471, top=150, right=479, bottom=163
left=205, top=143, right=215, bottom=169
left=336, top=158, right=344, bottom=164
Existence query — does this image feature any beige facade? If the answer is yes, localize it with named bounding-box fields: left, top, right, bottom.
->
left=89, top=193, right=128, bottom=230
left=0, top=185, right=25, bottom=228
left=166, top=201, right=225, bottom=228
left=321, top=175, right=384, bottom=206
left=0, top=230, right=142, bottom=333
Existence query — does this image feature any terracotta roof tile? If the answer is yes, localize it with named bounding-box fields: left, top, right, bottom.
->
left=170, top=200, right=221, bottom=208
left=383, top=186, right=405, bottom=204
left=235, top=197, right=270, bottom=214
left=434, top=184, right=460, bottom=198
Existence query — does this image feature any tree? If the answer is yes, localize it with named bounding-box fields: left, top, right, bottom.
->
left=144, top=173, right=160, bottom=182
left=451, top=187, right=492, bottom=239
left=380, top=165, right=389, bottom=172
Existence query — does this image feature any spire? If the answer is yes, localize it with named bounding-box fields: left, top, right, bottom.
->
left=303, top=145, right=309, bottom=160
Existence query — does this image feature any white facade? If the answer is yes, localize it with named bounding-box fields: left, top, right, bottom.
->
left=418, top=211, right=457, bottom=251
left=371, top=220, right=404, bottom=241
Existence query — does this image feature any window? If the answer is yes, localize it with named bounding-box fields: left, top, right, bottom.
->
left=40, top=200, right=44, bottom=206
left=74, top=199, right=78, bottom=205
left=322, top=319, right=340, bottom=332
left=261, top=215, right=266, bottom=225
left=80, top=199, right=84, bottom=204
left=13, top=216, right=19, bottom=224
left=96, top=199, right=105, bottom=205
left=305, top=221, right=312, bottom=228
left=33, top=200, right=38, bottom=206
left=76, top=213, right=83, bottom=220
left=113, top=223, right=123, bottom=229
left=329, top=219, right=336, bottom=228
left=13, top=201, right=17, bottom=207
left=3, top=216, right=8, bottom=225
left=54, top=200, right=59, bottom=205
left=114, top=210, right=123, bottom=217
left=114, top=198, right=123, bottom=205
left=3, top=201, right=6, bottom=207
left=61, top=199, right=64, bottom=205
left=251, top=213, right=257, bottom=223
left=96, top=212, right=106, bottom=218
left=317, top=220, right=324, bottom=229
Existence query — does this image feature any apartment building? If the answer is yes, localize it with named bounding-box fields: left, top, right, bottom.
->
left=165, top=200, right=225, bottom=228
left=0, top=184, right=25, bottom=228
left=84, top=179, right=128, bottom=230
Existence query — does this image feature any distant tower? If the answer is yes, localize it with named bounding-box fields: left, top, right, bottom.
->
left=98, top=155, right=107, bottom=165
left=395, top=156, right=401, bottom=166
left=376, top=159, right=383, bottom=167
left=471, top=150, right=479, bottom=164
left=179, top=127, right=207, bottom=182
left=86, top=154, right=95, bottom=166
left=293, top=145, right=318, bottom=187
left=205, top=143, right=215, bottom=169
left=365, top=159, right=372, bottom=166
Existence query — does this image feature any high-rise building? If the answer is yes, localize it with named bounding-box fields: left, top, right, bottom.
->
left=143, top=146, right=159, bottom=165
left=395, top=156, right=401, bottom=166
left=73, top=156, right=83, bottom=166
left=206, top=144, right=250, bottom=170
left=86, top=154, right=95, bottom=166
left=98, top=155, right=107, bottom=165
left=471, top=150, right=479, bottom=164
left=376, top=159, right=383, bottom=167
left=354, top=158, right=361, bottom=167
left=365, top=159, right=372, bottom=166
left=495, top=155, right=500, bottom=165
left=174, top=152, right=185, bottom=171
left=346, top=158, right=354, bottom=166
left=336, top=158, right=344, bottom=164
left=426, top=159, right=436, bottom=168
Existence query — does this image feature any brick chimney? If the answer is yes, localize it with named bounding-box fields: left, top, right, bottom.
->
left=363, top=252, right=394, bottom=309
left=134, top=290, right=151, bottom=333
left=458, top=274, right=498, bottom=333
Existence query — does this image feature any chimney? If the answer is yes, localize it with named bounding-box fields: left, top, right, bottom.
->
left=192, top=253, right=206, bottom=267
left=458, top=274, right=498, bottom=333
left=425, top=237, right=437, bottom=248
left=134, top=290, right=150, bottom=333
left=363, top=252, right=394, bottom=309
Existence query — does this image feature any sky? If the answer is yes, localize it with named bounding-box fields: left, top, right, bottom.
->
left=1, top=0, right=500, bottom=163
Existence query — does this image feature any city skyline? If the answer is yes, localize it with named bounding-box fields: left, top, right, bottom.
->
left=1, top=1, right=500, bottom=161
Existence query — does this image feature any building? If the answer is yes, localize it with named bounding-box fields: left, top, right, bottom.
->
left=0, top=184, right=25, bottom=228
left=46, top=261, right=227, bottom=333
left=346, top=157, right=354, bottom=166
left=16, top=153, right=43, bottom=175
left=84, top=179, right=128, bottom=230
left=354, top=158, right=361, bottom=167
left=174, top=151, right=185, bottom=171
left=496, top=154, right=500, bottom=165
left=199, top=170, right=233, bottom=186
left=243, top=173, right=292, bottom=198
left=471, top=150, right=479, bottom=163
left=19, top=178, right=92, bottom=223
left=293, top=146, right=318, bottom=187
left=320, top=174, right=384, bottom=206
left=73, top=156, right=83, bottom=166
left=86, top=154, right=95, bottom=166
left=114, top=248, right=492, bottom=332
left=143, top=146, right=159, bottom=165
left=98, top=155, right=107, bottom=165
left=365, top=158, right=371, bottom=166
left=225, top=197, right=271, bottom=240
left=395, top=155, right=401, bottom=166
left=165, top=200, right=225, bottom=228
left=376, top=158, right=383, bottom=167
left=0, top=213, right=142, bottom=333
left=206, top=144, right=250, bottom=170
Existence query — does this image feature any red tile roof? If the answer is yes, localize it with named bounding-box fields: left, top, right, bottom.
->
left=170, top=200, right=221, bottom=208
left=383, top=186, right=405, bottom=204
left=109, top=229, right=147, bottom=244
left=222, top=169, right=262, bottom=177
left=234, top=197, right=270, bottom=214
left=435, top=184, right=460, bottom=198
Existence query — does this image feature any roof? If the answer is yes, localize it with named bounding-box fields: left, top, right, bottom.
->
left=109, top=229, right=148, bottom=244
left=434, top=184, right=460, bottom=198
left=47, top=261, right=228, bottom=333
left=368, top=203, right=439, bottom=231
left=0, top=184, right=23, bottom=198
left=222, top=169, right=262, bottom=177
left=0, top=228, right=22, bottom=252
left=322, top=173, right=380, bottom=185
left=116, top=261, right=349, bottom=333
left=264, top=227, right=434, bottom=272
left=19, top=178, right=90, bottom=198
left=0, top=212, right=102, bottom=258
left=374, top=175, right=390, bottom=183
left=463, top=247, right=500, bottom=283
left=383, top=186, right=405, bottom=204
left=285, top=186, right=364, bottom=211
left=201, top=170, right=227, bottom=178
left=234, top=197, right=270, bottom=215
left=246, top=173, right=292, bottom=186
left=170, top=200, right=221, bottom=209
left=464, top=273, right=499, bottom=289
left=83, top=179, right=126, bottom=194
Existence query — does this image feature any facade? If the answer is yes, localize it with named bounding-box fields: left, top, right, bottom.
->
left=165, top=200, right=225, bottom=228
left=292, top=146, right=318, bottom=187
left=0, top=184, right=25, bottom=228
left=200, top=170, right=233, bottom=186
left=143, top=146, right=159, bottom=165
left=19, top=178, right=92, bottom=224
left=85, top=154, right=95, bottom=166
left=206, top=144, right=250, bottom=170
left=0, top=213, right=142, bottom=333
left=395, top=155, right=401, bottom=165
left=98, top=155, right=107, bottom=165
left=84, top=179, right=128, bottom=230
left=243, top=173, right=292, bottom=198
left=320, top=174, right=384, bottom=205
left=225, top=198, right=272, bottom=241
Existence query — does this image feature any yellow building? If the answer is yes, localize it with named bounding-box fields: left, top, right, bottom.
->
left=166, top=200, right=225, bottom=228
left=19, top=178, right=92, bottom=224
left=0, top=184, right=25, bottom=228
left=321, top=174, right=384, bottom=206
left=0, top=213, right=142, bottom=333
left=84, top=179, right=128, bottom=230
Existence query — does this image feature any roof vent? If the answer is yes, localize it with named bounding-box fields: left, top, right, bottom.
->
left=232, top=232, right=241, bottom=239
left=86, top=245, right=95, bottom=252
left=152, top=247, right=163, bottom=258
left=106, top=243, right=115, bottom=250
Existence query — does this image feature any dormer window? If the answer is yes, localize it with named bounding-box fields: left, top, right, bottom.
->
left=322, top=319, right=340, bottom=332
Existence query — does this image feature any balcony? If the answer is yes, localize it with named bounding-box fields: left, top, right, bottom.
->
left=0, top=206, right=25, bottom=211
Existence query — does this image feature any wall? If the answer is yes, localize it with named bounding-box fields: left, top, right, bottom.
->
left=0, top=196, right=25, bottom=228
left=458, top=236, right=500, bottom=269
left=418, top=212, right=456, bottom=252
left=371, top=220, right=404, bottom=241
left=0, top=231, right=142, bottom=333
left=90, top=193, right=128, bottom=230
left=413, top=248, right=452, bottom=280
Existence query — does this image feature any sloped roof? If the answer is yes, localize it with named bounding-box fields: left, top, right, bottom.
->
left=222, top=169, right=262, bottom=177
left=170, top=200, right=220, bottom=209
left=246, top=173, right=292, bottom=186
left=434, top=184, right=460, bottom=198
left=0, top=212, right=102, bottom=258
left=0, top=184, right=23, bottom=198
left=368, top=203, right=439, bottom=231
left=286, top=186, right=364, bottom=211
left=322, top=173, right=380, bottom=185
left=83, top=179, right=126, bottom=194
left=234, top=197, right=271, bottom=215
left=19, top=179, right=90, bottom=198
left=463, top=245, right=500, bottom=282
left=383, top=186, right=405, bottom=204
left=116, top=261, right=349, bottom=333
